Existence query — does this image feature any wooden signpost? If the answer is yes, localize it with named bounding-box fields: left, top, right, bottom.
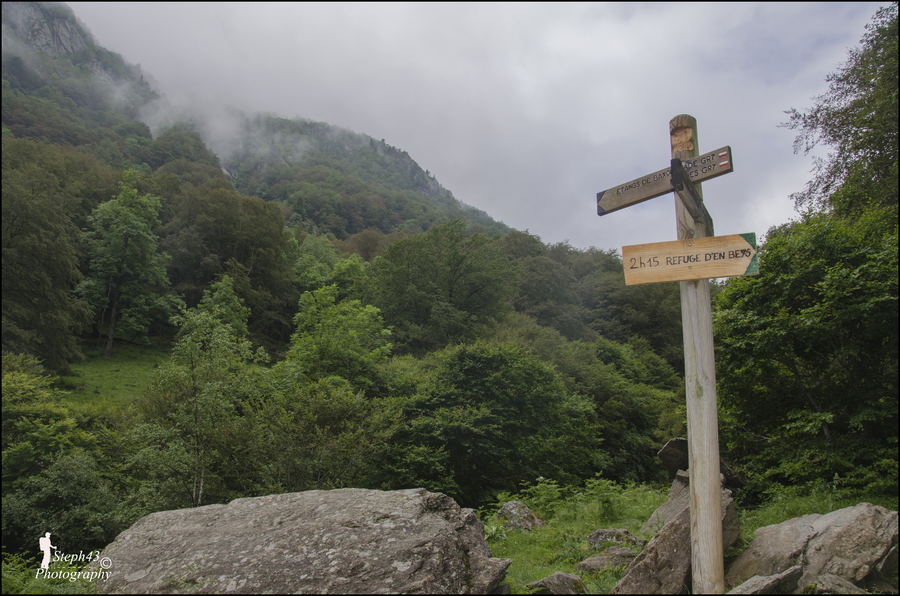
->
left=596, top=115, right=755, bottom=594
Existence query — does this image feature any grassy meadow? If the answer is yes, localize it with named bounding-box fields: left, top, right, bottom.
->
left=54, top=336, right=173, bottom=415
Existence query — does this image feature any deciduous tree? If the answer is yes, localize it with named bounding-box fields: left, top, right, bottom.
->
left=368, top=220, right=515, bottom=353
left=714, top=209, right=898, bottom=496
left=78, top=170, right=178, bottom=357
left=782, top=3, right=898, bottom=218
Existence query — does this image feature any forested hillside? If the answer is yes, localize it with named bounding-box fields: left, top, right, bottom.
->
left=1, top=0, right=896, bottom=571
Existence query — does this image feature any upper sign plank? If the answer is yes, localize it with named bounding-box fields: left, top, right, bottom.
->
left=597, top=146, right=733, bottom=216
left=622, top=233, right=758, bottom=285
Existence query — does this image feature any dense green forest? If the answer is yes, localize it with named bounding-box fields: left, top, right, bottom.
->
left=2, top=0, right=896, bottom=565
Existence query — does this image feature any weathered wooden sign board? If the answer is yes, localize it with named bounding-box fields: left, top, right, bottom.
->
left=596, top=146, right=732, bottom=215
left=622, top=233, right=758, bottom=285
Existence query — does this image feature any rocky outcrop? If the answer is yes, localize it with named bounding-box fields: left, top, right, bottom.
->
left=495, top=501, right=546, bottom=532
left=612, top=471, right=738, bottom=594
left=640, top=469, right=739, bottom=544
left=726, top=502, right=898, bottom=593
left=2, top=2, right=90, bottom=56
left=91, top=488, right=510, bottom=594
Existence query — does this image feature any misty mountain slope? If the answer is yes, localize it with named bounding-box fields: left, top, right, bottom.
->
left=196, top=110, right=511, bottom=238
left=2, top=1, right=511, bottom=239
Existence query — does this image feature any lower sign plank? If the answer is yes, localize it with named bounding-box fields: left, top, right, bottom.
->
left=622, top=233, right=758, bottom=285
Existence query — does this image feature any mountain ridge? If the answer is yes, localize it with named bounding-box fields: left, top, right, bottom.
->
left=1, top=1, right=512, bottom=238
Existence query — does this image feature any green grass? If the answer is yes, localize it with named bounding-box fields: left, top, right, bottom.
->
left=54, top=336, right=173, bottom=415
left=484, top=478, right=664, bottom=594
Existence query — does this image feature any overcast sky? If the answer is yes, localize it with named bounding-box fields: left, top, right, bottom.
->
left=70, top=2, right=883, bottom=251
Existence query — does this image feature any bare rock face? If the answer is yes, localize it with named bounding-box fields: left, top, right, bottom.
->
left=611, top=473, right=738, bottom=594
left=2, top=2, right=89, bottom=55
left=640, top=469, right=739, bottom=546
left=726, top=502, right=898, bottom=593
left=640, top=470, right=690, bottom=536
left=495, top=501, right=546, bottom=532
left=91, top=488, right=511, bottom=594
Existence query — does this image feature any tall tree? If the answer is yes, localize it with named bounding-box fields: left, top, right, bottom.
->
left=714, top=209, right=897, bottom=496
left=382, top=342, right=599, bottom=507
left=78, top=170, right=177, bottom=357
left=139, top=305, right=267, bottom=508
left=1, top=139, right=95, bottom=371
left=288, top=284, right=392, bottom=392
left=367, top=220, right=516, bottom=354
left=782, top=3, right=898, bottom=218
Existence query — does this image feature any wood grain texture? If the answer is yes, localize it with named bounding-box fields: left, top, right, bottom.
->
left=596, top=146, right=733, bottom=216
left=670, top=114, right=725, bottom=594
left=622, top=234, right=757, bottom=285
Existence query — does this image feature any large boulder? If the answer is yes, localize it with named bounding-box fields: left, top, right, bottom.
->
left=612, top=472, right=738, bottom=594
left=91, top=488, right=511, bottom=594
left=640, top=470, right=739, bottom=545
left=495, top=500, right=546, bottom=532
left=726, top=502, right=898, bottom=592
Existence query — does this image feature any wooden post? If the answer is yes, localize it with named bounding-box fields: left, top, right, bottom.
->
left=670, top=114, right=725, bottom=593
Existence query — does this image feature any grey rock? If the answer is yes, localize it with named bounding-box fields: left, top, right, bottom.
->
left=726, top=565, right=802, bottom=594
left=808, top=573, right=868, bottom=594
left=576, top=547, right=637, bottom=574
left=801, top=503, right=898, bottom=588
left=726, top=513, right=822, bottom=586
left=612, top=474, right=738, bottom=594
left=640, top=470, right=739, bottom=549
left=91, top=488, right=510, bottom=594
left=657, top=438, right=690, bottom=480
left=2, top=2, right=89, bottom=55
left=526, top=571, right=586, bottom=594
left=587, top=528, right=646, bottom=548
left=656, top=438, right=744, bottom=488
left=610, top=504, right=691, bottom=594
left=495, top=500, right=546, bottom=532
left=641, top=469, right=690, bottom=536
left=726, top=503, right=898, bottom=591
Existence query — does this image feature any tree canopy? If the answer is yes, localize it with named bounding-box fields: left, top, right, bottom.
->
left=367, top=220, right=517, bottom=354
left=717, top=5, right=899, bottom=500
left=782, top=3, right=898, bottom=218
left=77, top=170, right=178, bottom=357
